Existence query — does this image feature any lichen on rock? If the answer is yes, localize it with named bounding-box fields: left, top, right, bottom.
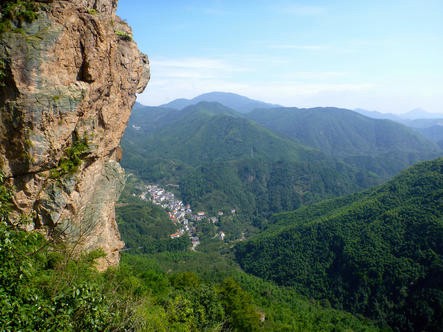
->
left=0, top=0, right=150, bottom=269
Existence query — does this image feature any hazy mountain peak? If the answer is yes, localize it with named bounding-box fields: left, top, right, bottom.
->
left=161, top=91, right=280, bottom=113
left=402, top=108, right=443, bottom=119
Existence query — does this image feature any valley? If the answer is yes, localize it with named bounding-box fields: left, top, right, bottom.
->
left=1, top=0, right=442, bottom=329
left=115, top=92, right=443, bottom=331
left=137, top=183, right=231, bottom=249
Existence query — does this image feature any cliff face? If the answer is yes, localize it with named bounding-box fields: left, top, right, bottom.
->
left=0, top=0, right=150, bottom=269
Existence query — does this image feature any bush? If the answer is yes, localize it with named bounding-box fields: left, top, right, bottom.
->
left=0, top=0, right=40, bottom=33
left=50, top=138, right=89, bottom=178
left=115, top=30, right=132, bottom=41
left=0, top=172, right=13, bottom=222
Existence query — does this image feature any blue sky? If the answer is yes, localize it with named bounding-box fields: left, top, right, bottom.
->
left=117, top=0, right=443, bottom=114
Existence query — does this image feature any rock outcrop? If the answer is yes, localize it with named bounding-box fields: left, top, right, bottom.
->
left=0, top=0, right=150, bottom=269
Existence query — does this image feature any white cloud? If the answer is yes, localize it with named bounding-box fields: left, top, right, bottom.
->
left=150, top=57, right=249, bottom=80
left=279, top=71, right=350, bottom=81
left=153, top=57, right=232, bottom=71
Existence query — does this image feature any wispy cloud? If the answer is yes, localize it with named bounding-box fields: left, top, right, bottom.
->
left=183, top=2, right=232, bottom=16
left=138, top=69, right=441, bottom=114
left=153, top=58, right=232, bottom=71
left=150, top=57, right=247, bottom=81
left=246, top=82, right=374, bottom=97
left=138, top=54, right=378, bottom=107
left=269, top=44, right=328, bottom=51
left=278, top=4, right=328, bottom=16
left=139, top=58, right=374, bottom=108
left=201, top=7, right=232, bottom=16
left=138, top=56, right=250, bottom=105
left=286, top=71, right=350, bottom=80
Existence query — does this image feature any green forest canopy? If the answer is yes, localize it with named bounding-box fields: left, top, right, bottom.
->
left=235, top=158, right=443, bottom=331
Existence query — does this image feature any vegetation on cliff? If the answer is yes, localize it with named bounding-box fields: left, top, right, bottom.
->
left=49, top=137, right=89, bottom=179
left=0, top=0, right=41, bottom=33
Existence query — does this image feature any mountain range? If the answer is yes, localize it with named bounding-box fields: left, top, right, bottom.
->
left=126, top=93, right=441, bottom=210
left=122, top=102, right=376, bottom=223
left=122, top=98, right=442, bottom=234
left=247, top=106, right=441, bottom=178
left=354, top=108, right=443, bottom=148
left=155, top=92, right=443, bottom=150
left=118, top=92, right=443, bottom=330
left=355, top=107, right=443, bottom=120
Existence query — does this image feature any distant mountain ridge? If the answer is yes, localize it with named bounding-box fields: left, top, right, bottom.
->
left=133, top=93, right=442, bottom=179
left=247, top=106, right=442, bottom=179
left=403, top=107, right=443, bottom=119
left=146, top=91, right=443, bottom=149
left=354, top=107, right=443, bottom=148
left=125, top=96, right=443, bottom=234
left=355, top=107, right=443, bottom=120
left=160, top=91, right=280, bottom=113
left=354, top=108, right=402, bottom=121
left=123, top=100, right=441, bottom=217
left=149, top=91, right=443, bottom=120
left=122, top=102, right=379, bottom=222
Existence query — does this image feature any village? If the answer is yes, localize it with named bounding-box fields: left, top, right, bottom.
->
left=137, top=184, right=226, bottom=250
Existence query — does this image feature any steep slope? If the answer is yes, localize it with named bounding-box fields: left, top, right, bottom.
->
left=248, top=107, right=441, bottom=178
left=235, top=158, right=443, bottom=331
left=0, top=0, right=150, bottom=268
left=161, top=91, right=280, bottom=113
left=122, top=102, right=378, bottom=223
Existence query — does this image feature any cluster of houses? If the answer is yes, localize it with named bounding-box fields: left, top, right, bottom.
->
left=138, top=184, right=227, bottom=249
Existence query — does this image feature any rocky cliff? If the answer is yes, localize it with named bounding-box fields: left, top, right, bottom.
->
left=0, top=0, right=150, bottom=269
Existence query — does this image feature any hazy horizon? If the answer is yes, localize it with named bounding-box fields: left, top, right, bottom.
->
left=134, top=90, right=443, bottom=117
left=117, top=0, right=443, bottom=114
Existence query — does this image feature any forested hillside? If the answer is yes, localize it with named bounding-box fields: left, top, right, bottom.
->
left=247, top=107, right=442, bottom=178
left=3, top=0, right=441, bottom=329
left=122, top=102, right=378, bottom=223
left=235, top=158, right=443, bottom=331
left=0, top=171, right=379, bottom=331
